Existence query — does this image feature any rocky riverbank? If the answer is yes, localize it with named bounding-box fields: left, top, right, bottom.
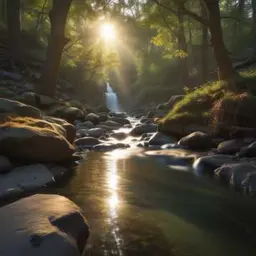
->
left=1, top=75, right=256, bottom=255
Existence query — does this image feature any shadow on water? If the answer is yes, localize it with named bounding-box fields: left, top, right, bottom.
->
left=49, top=149, right=256, bottom=256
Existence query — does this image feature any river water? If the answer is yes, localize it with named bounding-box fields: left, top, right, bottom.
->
left=50, top=148, right=256, bottom=256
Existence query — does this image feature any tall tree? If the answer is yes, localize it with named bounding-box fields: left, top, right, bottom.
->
left=200, top=2, right=208, bottom=83
left=232, top=0, right=245, bottom=50
left=36, top=0, right=73, bottom=97
left=7, top=0, right=21, bottom=68
left=177, top=9, right=189, bottom=86
left=153, top=0, right=236, bottom=82
left=203, top=0, right=234, bottom=80
left=252, top=0, right=256, bottom=54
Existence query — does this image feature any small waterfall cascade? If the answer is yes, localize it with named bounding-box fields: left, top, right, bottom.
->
left=105, top=83, right=120, bottom=112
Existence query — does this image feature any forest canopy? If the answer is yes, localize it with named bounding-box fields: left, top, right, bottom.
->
left=0, top=0, right=256, bottom=104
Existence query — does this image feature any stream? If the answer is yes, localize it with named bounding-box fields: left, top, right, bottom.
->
left=50, top=146, right=256, bottom=256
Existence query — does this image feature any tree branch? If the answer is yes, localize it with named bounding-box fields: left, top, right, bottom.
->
left=151, top=0, right=210, bottom=26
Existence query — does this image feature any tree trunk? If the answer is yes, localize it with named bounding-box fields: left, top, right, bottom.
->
left=37, top=0, right=72, bottom=97
left=177, top=10, right=189, bottom=86
left=232, top=0, right=245, bottom=50
left=204, top=0, right=235, bottom=81
left=252, top=0, right=256, bottom=55
left=7, top=0, right=21, bottom=64
left=201, top=3, right=208, bottom=83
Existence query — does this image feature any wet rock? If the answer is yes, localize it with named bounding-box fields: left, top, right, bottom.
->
left=81, top=121, right=95, bottom=129
left=215, top=163, right=256, bottom=187
left=178, top=131, right=212, bottom=150
left=0, top=164, right=54, bottom=198
left=140, top=117, right=154, bottom=124
left=74, top=137, right=100, bottom=148
left=15, top=92, right=57, bottom=107
left=111, top=132, right=127, bottom=140
left=0, top=122, right=74, bottom=162
left=100, top=120, right=122, bottom=128
left=0, top=155, right=12, bottom=173
left=217, top=139, right=251, bottom=155
left=96, top=124, right=114, bottom=132
left=0, top=97, right=41, bottom=119
left=130, top=124, right=157, bottom=136
left=76, top=129, right=88, bottom=138
left=123, top=124, right=132, bottom=128
left=87, top=128, right=105, bottom=138
left=148, top=132, right=175, bottom=146
left=242, top=172, right=256, bottom=194
left=47, top=106, right=84, bottom=123
left=98, top=113, right=108, bottom=122
left=48, top=165, right=69, bottom=180
left=237, top=141, right=256, bottom=158
left=0, top=194, right=89, bottom=255
left=147, top=111, right=154, bottom=118
left=193, top=154, right=237, bottom=174
left=93, top=143, right=129, bottom=151
left=109, top=117, right=131, bottom=125
left=85, top=113, right=100, bottom=125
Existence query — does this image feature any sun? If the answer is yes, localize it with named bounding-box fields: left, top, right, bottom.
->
left=100, top=23, right=116, bottom=41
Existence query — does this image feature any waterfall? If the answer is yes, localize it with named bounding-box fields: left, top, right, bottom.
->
left=105, top=83, right=120, bottom=112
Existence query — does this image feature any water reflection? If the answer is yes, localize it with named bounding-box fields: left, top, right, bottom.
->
left=105, top=151, right=123, bottom=255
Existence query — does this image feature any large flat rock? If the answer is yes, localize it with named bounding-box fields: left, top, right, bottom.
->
left=0, top=194, right=89, bottom=256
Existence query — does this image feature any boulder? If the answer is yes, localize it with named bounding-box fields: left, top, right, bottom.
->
left=0, top=97, right=41, bottom=118
left=96, top=124, right=114, bottom=132
left=48, top=165, right=69, bottom=180
left=130, top=124, right=157, bottom=136
left=8, top=117, right=67, bottom=139
left=193, top=154, right=237, bottom=174
left=0, top=194, right=89, bottom=255
left=148, top=132, right=175, bottom=146
left=0, top=155, right=12, bottom=173
left=85, top=113, right=100, bottom=125
left=215, top=163, right=256, bottom=186
left=237, top=141, right=256, bottom=158
left=0, top=122, right=74, bottom=162
left=109, top=117, right=131, bottom=125
left=100, top=120, right=122, bottom=128
left=178, top=131, right=212, bottom=150
left=81, top=121, right=95, bottom=129
left=140, top=117, right=154, bottom=124
left=44, top=116, right=76, bottom=144
left=98, top=113, right=108, bottom=122
left=111, top=132, right=127, bottom=140
left=217, top=139, right=251, bottom=155
left=87, top=128, right=105, bottom=138
left=242, top=172, right=256, bottom=194
left=48, top=106, right=84, bottom=123
left=74, top=137, right=100, bottom=148
left=0, top=164, right=55, bottom=198
left=15, top=92, right=57, bottom=107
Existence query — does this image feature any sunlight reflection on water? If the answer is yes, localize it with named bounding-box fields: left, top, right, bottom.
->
left=106, top=152, right=123, bottom=255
